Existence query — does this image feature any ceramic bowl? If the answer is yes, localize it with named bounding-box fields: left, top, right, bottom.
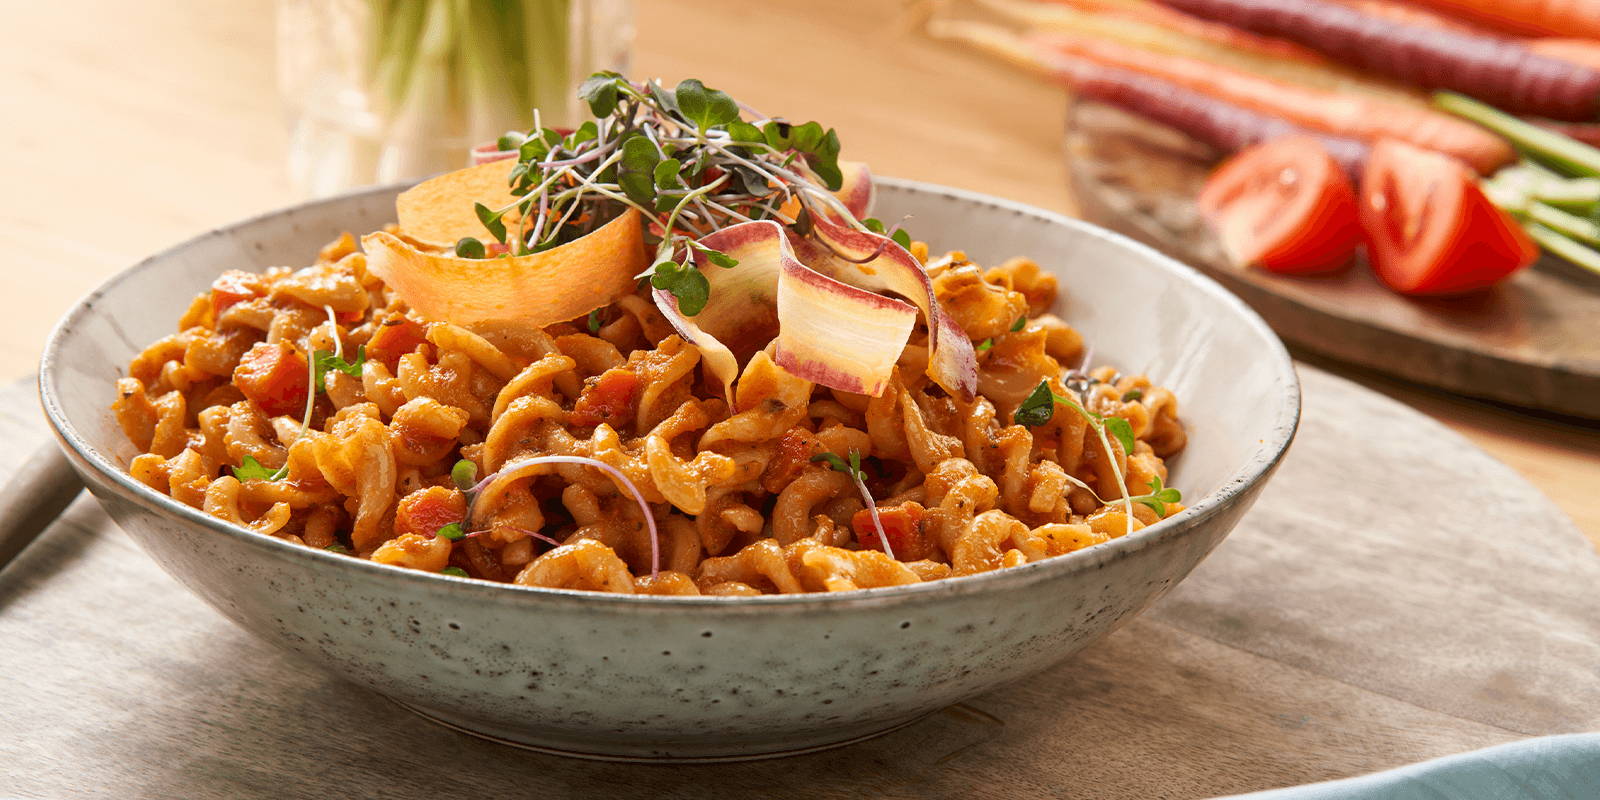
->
left=39, top=178, right=1299, bottom=761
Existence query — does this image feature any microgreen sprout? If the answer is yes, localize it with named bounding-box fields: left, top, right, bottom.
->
left=1127, top=476, right=1182, bottom=518
left=1014, top=379, right=1141, bottom=537
left=586, top=309, right=603, bottom=334
left=325, top=543, right=350, bottom=554
left=812, top=450, right=894, bottom=561
left=976, top=339, right=993, bottom=352
left=1011, top=315, right=1027, bottom=332
left=1120, top=388, right=1144, bottom=402
left=313, top=346, right=365, bottom=392
left=440, top=566, right=469, bottom=578
left=436, top=523, right=466, bottom=541
left=478, top=73, right=860, bottom=317
left=468, top=455, right=661, bottom=577
left=232, top=454, right=285, bottom=482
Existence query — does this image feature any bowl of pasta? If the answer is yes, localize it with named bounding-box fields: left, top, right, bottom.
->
left=40, top=77, right=1298, bottom=761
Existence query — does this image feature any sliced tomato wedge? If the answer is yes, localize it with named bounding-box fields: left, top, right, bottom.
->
left=1198, top=135, right=1363, bottom=275
left=1359, top=140, right=1538, bottom=296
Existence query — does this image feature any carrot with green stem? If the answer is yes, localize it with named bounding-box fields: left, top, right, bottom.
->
left=1155, top=0, right=1600, bottom=121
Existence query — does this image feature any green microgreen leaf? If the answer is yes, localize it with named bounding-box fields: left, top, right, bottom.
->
left=653, top=157, right=684, bottom=190
left=675, top=78, right=740, bottom=130
left=565, top=121, right=598, bottom=148
left=436, top=523, right=466, bottom=541
left=727, top=120, right=764, bottom=145
left=1011, top=315, right=1027, bottom=332
left=313, top=346, right=365, bottom=392
left=451, top=459, right=478, bottom=492
left=440, top=566, right=470, bottom=578
left=455, top=237, right=486, bottom=259
left=1127, top=476, right=1183, bottom=517
left=1120, top=388, right=1144, bottom=402
left=578, top=71, right=624, bottom=117
left=891, top=229, right=912, bottom=249
left=689, top=240, right=738, bottom=269
left=977, top=339, right=993, bottom=352
left=1013, top=381, right=1056, bottom=427
left=812, top=450, right=867, bottom=482
left=618, top=134, right=661, bottom=207
left=232, top=454, right=286, bottom=482
left=324, top=543, right=350, bottom=554
left=649, top=260, right=711, bottom=316
left=496, top=131, right=527, bottom=152
left=587, top=309, right=603, bottom=334
left=1100, top=415, right=1136, bottom=456
left=474, top=202, right=508, bottom=243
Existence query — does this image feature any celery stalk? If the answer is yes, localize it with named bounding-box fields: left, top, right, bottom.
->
left=1528, top=202, right=1600, bottom=249
left=1524, top=223, right=1600, bottom=278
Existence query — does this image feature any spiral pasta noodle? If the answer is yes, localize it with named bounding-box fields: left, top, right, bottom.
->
left=111, top=234, right=1186, bottom=594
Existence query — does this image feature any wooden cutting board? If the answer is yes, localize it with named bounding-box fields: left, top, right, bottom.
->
left=1067, top=100, right=1600, bottom=421
left=1, top=366, right=1596, bottom=800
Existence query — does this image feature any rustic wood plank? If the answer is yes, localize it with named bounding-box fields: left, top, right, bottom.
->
left=1066, top=100, right=1600, bottom=422
left=3, top=365, right=1594, bottom=799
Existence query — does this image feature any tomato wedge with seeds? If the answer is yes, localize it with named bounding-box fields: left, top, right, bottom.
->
left=1359, top=140, right=1537, bottom=296
left=1198, top=135, right=1364, bottom=275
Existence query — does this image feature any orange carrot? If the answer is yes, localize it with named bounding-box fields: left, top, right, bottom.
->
left=1031, top=32, right=1514, bottom=172
left=983, top=0, right=1423, bottom=102
left=1404, top=0, right=1600, bottom=39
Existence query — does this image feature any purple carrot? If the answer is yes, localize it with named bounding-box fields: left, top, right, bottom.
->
left=1074, top=64, right=1370, bottom=177
left=1156, top=0, right=1600, bottom=122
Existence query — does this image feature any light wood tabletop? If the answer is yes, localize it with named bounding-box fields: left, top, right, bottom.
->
left=2, top=0, right=1596, bottom=554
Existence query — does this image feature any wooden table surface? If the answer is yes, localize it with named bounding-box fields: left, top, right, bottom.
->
left=2, top=0, right=1596, bottom=563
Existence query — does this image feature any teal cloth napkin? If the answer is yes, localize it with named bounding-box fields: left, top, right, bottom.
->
left=1217, top=734, right=1600, bottom=799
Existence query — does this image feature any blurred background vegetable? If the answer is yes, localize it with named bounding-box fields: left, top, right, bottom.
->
left=927, top=0, right=1600, bottom=290
left=276, top=0, right=633, bottom=197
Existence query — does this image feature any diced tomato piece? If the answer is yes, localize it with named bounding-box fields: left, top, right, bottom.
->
left=1199, top=135, right=1364, bottom=275
left=852, top=502, right=929, bottom=561
left=569, top=368, right=642, bottom=428
left=210, top=270, right=262, bottom=317
left=1359, top=140, right=1538, bottom=296
left=394, top=486, right=468, bottom=538
left=367, top=316, right=428, bottom=368
left=233, top=341, right=310, bottom=417
left=760, top=427, right=821, bottom=493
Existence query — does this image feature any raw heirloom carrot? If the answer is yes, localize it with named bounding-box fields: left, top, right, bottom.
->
left=1031, top=32, right=1514, bottom=173
left=1154, top=0, right=1600, bottom=122
left=1405, top=0, right=1600, bottom=40
left=985, top=0, right=1422, bottom=102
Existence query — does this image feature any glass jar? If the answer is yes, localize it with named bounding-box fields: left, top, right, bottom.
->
left=276, top=0, right=633, bottom=197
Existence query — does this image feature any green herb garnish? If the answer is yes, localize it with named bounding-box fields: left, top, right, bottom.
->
left=976, top=339, right=993, bottom=352
left=586, top=309, right=603, bottom=334
left=482, top=74, right=854, bottom=318
left=313, top=345, right=366, bottom=392
left=451, top=459, right=479, bottom=492
left=1013, top=380, right=1135, bottom=454
left=440, top=566, right=469, bottom=578
left=324, top=543, right=350, bottom=554
left=436, top=523, right=466, bottom=541
left=1121, top=388, right=1144, bottom=402
left=233, top=454, right=287, bottom=482
left=1011, top=315, right=1027, bottom=332
left=812, top=449, right=865, bottom=481
left=1127, top=476, right=1182, bottom=518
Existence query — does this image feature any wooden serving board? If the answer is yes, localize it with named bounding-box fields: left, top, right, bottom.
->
left=2, top=366, right=1597, bottom=800
left=1067, top=100, right=1600, bottom=421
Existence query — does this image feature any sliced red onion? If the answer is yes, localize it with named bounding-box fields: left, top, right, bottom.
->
left=467, top=455, right=659, bottom=577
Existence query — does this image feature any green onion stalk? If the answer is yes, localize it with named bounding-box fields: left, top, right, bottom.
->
left=1436, top=92, right=1600, bottom=278
left=368, top=0, right=572, bottom=173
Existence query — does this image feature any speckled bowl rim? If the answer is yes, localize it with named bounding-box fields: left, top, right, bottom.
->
left=39, top=176, right=1300, bottom=611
